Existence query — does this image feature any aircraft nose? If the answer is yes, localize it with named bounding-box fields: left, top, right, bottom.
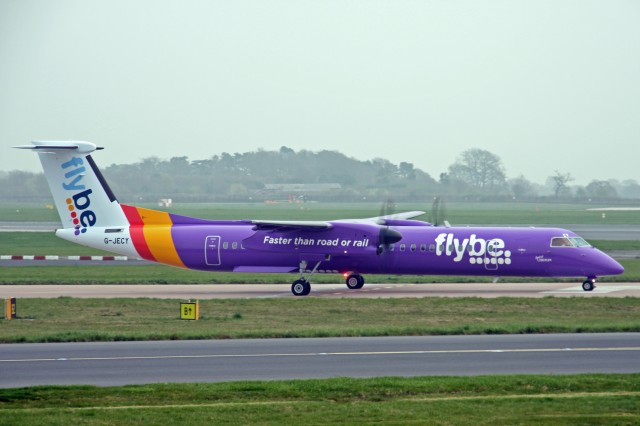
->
left=599, top=253, right=624, bottom=276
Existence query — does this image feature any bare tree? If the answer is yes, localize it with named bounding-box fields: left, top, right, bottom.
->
left=447, top=148, right=507, bottom=193
left=549, top=170, right=573, bottom=198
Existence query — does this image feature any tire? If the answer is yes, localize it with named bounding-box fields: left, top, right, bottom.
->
left=292, top=279, right=311, bottom=296
left=582, top=280, right=595, bottom=292
left=346, top=274, right=365, bottom=290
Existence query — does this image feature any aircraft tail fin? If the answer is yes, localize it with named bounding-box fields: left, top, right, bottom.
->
left=15, top=141, right=128, bottom=233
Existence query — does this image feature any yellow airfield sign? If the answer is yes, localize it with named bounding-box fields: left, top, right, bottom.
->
left=180, top=301, right=199, bottom=320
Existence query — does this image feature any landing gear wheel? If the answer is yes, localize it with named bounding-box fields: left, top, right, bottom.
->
left=345, top=274, right=365, bottom=290
left=292, top=279, right=311, bottom=296
left=582, top=279, right=596, bottom=292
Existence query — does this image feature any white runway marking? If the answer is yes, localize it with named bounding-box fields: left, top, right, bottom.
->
left=3, top=347, right=640, bottom=363
left=543, top=285, right=640, bottom=294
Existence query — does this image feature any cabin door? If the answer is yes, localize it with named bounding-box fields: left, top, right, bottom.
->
left=205, top=236, right=221, bottom=266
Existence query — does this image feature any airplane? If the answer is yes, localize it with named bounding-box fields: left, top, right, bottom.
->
left=16, top=141, right=624, bottom=296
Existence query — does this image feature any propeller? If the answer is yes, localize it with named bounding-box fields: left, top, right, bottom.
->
left=430, top=196, right=448, bottom=226
left=379, top=198, right=396, bottom=217
left=377, top=199, right=402, bottom=254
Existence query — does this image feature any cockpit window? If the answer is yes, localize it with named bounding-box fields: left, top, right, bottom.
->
left=569, top=237, right=591, bottom=247
left=550, top=237, right=592, bottom=248
left=550, top=237, right=574, bottom=247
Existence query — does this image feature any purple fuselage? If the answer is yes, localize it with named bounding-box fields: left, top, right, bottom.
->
left=167, top=221, right=623, bottom=279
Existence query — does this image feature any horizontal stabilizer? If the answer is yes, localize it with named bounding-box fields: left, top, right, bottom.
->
left=13, top=141, right=102, bottom=153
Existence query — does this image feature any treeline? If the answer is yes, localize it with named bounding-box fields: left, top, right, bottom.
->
left=2, top=147, right=639, bottom=203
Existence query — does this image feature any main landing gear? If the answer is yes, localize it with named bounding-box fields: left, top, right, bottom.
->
left=290, top=259, right=366, bottom=296
left=291, top=258, right=326, bottom=296
left=291, top=278, right=311, bottom=296
left=582, top=277, right=596, bottom=292
left=345, top=273, right=365, bottom=289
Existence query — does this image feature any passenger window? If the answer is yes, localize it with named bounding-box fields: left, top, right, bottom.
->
left=223, top=242, right=229, bottom=249
left=389, top=244, right=395, bottom=252
left=410, top=244, right=416, bottom=252
left=429, top=244, right=435, bottom=252
left=420, top=244, right=427, bottom=252
left=232, top=242, right=238, bottom=250
left=400, top=244, right=406, bottom=252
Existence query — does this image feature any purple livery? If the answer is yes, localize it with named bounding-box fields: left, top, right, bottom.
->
left=16, top=141, right=624, bottom=296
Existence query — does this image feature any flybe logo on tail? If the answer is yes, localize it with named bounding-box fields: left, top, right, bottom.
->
left=61, top=157, right=97, bottom=235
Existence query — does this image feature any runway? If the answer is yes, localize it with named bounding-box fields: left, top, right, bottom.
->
left=1, top=333, right=638, bottom=388
left=2, top=282, right=640, bottom=299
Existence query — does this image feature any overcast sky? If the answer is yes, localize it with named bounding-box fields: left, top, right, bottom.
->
left=1, top=0, right=638, bottom=185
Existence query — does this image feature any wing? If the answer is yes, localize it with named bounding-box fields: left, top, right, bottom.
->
left=336, top=210, right=427, bottom=225
left=250, top=210, right=430, bottom=230
left=250, top=211, right=427, bottom=230
left=367, top=210, right=426, bottom=222
left=251, top=220, right=333, bottom=230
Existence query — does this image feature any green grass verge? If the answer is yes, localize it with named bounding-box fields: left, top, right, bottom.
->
left=2, top=297, right=640, bottom=343
left=1, top=259, right=639, bottom=284
left=1, top=375, right=639, bottom=425
left=591, top=240, right=640, bottom=251
left=0, top=231, right=113, bottom=256
left=3, top=201, right=640, bottom=224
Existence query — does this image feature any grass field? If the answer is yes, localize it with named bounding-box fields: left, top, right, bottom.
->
left=3, top=201, right=638, bottom=424
left=2, top=297, right=639, bottom=343
left=2, top=200, right=640, bottom=224
left=1, top=374, right=639, bottom=425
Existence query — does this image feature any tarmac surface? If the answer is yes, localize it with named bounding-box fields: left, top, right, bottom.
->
left=2, top=282, right=640, bottom=299
left=2, top=333, right=639, bottom=387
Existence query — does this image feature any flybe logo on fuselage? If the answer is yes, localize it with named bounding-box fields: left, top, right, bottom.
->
left=434, top=233, right=512, bottom=265
left=61, top=156, right=97, bottom=236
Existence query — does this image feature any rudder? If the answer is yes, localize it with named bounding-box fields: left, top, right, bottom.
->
left=15, top=141, right=128, bottom=233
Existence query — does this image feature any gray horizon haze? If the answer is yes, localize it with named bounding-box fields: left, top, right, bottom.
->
left=1, top=1, right=638, bottom=185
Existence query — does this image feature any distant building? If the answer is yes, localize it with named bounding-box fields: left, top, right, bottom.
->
left=263, top=183, right=342, bottom=192
left=260, top=183, right=342, bottom=203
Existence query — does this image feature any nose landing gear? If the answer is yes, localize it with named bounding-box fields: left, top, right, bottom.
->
left=582, top=278, right=596, bottom=292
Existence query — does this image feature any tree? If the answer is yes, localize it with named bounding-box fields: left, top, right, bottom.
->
left=398, top=162, right=416, bottom=180
left=447, top=148, right=507, bottom=194
left=549, top=171, right=573, bottom=198
left=620, top=179, right=640, bottom=199
left=586, top=180, right=618, bottom=200
left=509, top=175, right=537, bottom=199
